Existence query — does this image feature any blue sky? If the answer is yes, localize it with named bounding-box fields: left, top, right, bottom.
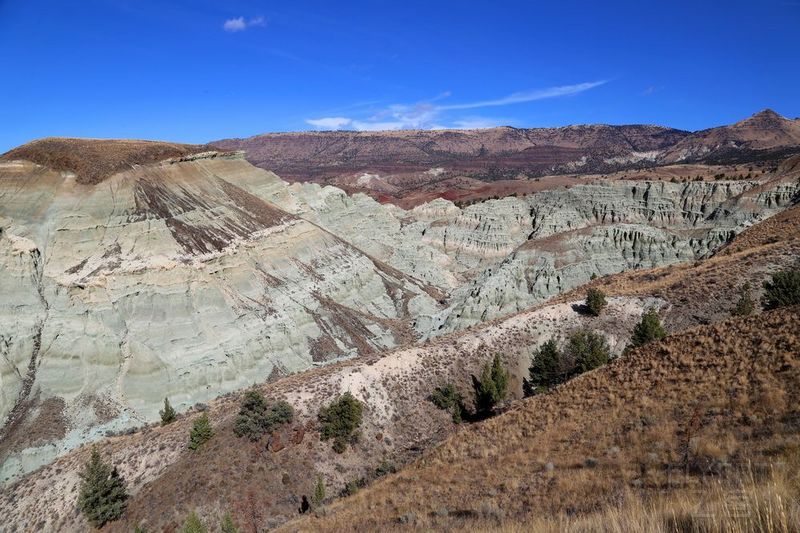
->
left=1, top=0, right=798, bottom=151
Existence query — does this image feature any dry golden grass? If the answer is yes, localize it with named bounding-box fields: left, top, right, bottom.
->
left=283, top=307, right=800, bottom=532
left=1, top=137, right=222, bottom=184
left=469, top=460, right=800, bottom=533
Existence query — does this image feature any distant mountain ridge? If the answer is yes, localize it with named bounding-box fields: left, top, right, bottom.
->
left=212, top=109, right=800, bottom=206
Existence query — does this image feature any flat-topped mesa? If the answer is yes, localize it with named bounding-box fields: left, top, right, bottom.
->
left=0, top=137, right=235, bottom=185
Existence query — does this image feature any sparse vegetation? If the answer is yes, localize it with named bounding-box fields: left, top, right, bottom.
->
left=732, top=282, right=756, bottom=316
left=566, top=329, right=610, bottom=374
left=182, top=510, right=207, bottom=533
left=220, top=512, right=238, bottom=533
left=585, top=288, right=608, bottom=316
left=77, top=446, right=128, bottom=528
left=188, top=413, right=213, bottom=451
left=630, top=308, right=667, bottom=348
left=313, top=475, right=326, bottom=506
left=318, top=392, right=364, bottom=453
left=341, top=478, right=367, bottom=497
left=375, top=459, right=396, bottom=477
left=159, top=397, right=176, bottom=426
left=233, top=390, right=294, bottom=441
left=429, top=383, right=465, bottom=423
left=471, top=355, right=509, bottom=414
left=762, top=268, right=800, bottom=310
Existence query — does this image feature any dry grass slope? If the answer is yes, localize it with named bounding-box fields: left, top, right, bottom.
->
left=285, top=307, right=800, bottom=532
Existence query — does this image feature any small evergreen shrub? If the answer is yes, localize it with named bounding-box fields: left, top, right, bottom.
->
left=233, top=390, right=294, bottom=441
left=188, top=413, right=213, bottom=451
left=341, top=478, right=366, bottom=497
left=318, top=392, right=363, bottom=453
left=159, top=397, right=176, bottom=426
left=762, top=268, right=800, bottom=310
left=77, top=446, right=128, bottom=528
left=429, top=383, right=465, bottom=423
left=585, top=288, right=608, bottom=316
left=733, top=282, right=755, bottom=316
left=472, top=355, right=509, bottom=414
left=630, top=308, right=667, bottom=347
left=312, top=475, right=326, bottom=506
left=566, top=329, right=610, bottom=374
left=182, top=510, right=207, bottom=533
left=220, top=512, right=239, bottom=533
left=375, top=459, right=396, bottom=477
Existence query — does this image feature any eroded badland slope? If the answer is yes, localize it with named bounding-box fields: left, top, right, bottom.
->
left=3, top=137, right=796, bottom=486
left=1, top=194, right=798, bottom=532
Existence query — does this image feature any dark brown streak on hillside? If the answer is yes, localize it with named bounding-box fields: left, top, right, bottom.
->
left=132, top=177, right=291, bottom=255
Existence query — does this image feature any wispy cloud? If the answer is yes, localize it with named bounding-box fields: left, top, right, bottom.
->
left=223, top=16, right=266, bottom=32
left=306, top=117, right=352, bottom=129
left=306, top=80, right=607, bottom=131
left=438, top=81, right=607, bottom=111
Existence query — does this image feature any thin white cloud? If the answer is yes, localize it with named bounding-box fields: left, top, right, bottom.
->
left=306, top=117, right=352, bottom=129
left=223, top=16, right=266, bottom=32
left=438, top=81, right=607, bottom=111
left=305, top=80, right=606, bottom=131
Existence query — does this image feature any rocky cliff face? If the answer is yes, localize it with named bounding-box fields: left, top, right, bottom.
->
left=423, top=177, right=799, bottom=332
left=0, top=154, right=443, bottom=481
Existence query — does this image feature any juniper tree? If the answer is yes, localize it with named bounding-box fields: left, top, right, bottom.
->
left=182, top=510, right=207, bottom=533
left=630, top=308, right=667, bottom=348
left=429, top=383, right=465, bottom=423
left=762, top=268, right=800, bottom=310
left=234, top=390, right=267, bottom=440
left=232, top=390, right=293, bottom=441
left=733, top=282, right=755, bottom=316
left=220, top=512, right=239, bottom=533
left=318, top=392, right=363, bottom=453
left=566, top=329, right=610, bottom=374
left=313, top=475, right=326, bottom=506
left=524, top=339, right=561, bottom=395
left=160, top=397, right=176, bottom=426
left=188, top=413, right=213, bottom=451
left=472, top=355, right=509, bottom=414
left=77, top=446, right=129, bottom=528
left=585, top=288, right=608, bottom=316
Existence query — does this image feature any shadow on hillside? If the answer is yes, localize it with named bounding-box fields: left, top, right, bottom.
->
left=571, top=303, right=592, bottom=315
